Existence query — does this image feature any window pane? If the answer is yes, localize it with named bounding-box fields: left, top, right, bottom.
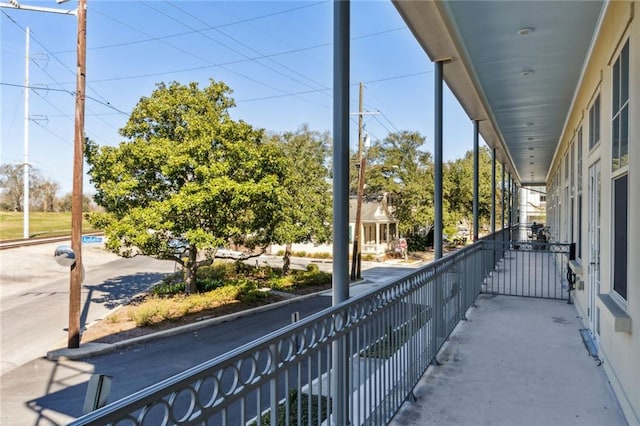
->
left=621, top=40, right=629, bottom=105
left=577, top=194, right=582, bottom=259
left=621, top=106, right=628, bottom=167
left=613, top=59, right=620, bottom=111
left=594, top=96, right=600, bottom=143
left=612, top=115, right=620, bottom=170
left=613, top=175, right=628, bottom=300
left=589, top=105, right=595, bottom=149
left=578, top=128, right=583, bottom=192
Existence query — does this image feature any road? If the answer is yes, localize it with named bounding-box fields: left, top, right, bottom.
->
left=0, top=242, right=177, bottom=376
left=0, top=254, right=424, bottom=425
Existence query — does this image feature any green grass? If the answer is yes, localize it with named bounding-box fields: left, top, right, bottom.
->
left=0, top=212, right=95, bottom=240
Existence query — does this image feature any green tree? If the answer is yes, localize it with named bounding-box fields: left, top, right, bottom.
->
left=443, top=146, right=500, bottom=234
left=364, top=131, right=434, bottom=235
left=266, top=124, right=332, bottom=273
left=85, top=80, right=290, bottom=294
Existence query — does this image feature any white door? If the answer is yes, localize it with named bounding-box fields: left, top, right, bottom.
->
left=588, top=161, right=601, bottom=342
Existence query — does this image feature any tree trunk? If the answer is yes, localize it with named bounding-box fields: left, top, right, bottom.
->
left=282, top=243, right=292, bottom=275
left=184, top=247, right=198, bottom=294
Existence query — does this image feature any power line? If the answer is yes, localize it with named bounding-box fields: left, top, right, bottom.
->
left=378, top=111, right=401, bottom=134
left=372, top=114, right=394, bottom=136
left=49, top=1, right=329, bottom=54
left=139, top=0, right=328, bottom=108
left=1, top=82, right=129, bottom=115
left=164, top=0, right=328, bottom=93
left=90, top=6, right=328, bottom=108
left=1, top=10, right=118, bottom=108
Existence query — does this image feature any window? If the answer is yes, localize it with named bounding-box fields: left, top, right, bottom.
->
left=589, top=95, right=600, bottom=150
left=613, top=175, right=628, bottom=300
left=540, top=195, right=546, bottom=202
left=570, top=142, right=575, bottom=191
left=612, top=39, right=629, bottom=171
left=577, top=128, right=583, bottom=259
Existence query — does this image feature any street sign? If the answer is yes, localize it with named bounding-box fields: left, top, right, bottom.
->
left=82, top=235, right=103, bottom=244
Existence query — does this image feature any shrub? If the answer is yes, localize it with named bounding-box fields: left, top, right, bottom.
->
left=128, top=298, right=172, bottom=326
left=298, top=270, right=331, bottom=287
left=406, top=234, right=430, bottom=251
left=306, top=263, right=320, bottom=273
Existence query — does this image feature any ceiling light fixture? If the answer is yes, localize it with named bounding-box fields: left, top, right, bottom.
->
left=521, top=69, right=534, bottom=77
left=518, top=27, right=535, bottom=35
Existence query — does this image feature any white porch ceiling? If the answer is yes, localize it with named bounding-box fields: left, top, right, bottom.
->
left=393, top=0, right=604, bottom=185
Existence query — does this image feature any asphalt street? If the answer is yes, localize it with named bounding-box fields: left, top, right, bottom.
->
left=0, top=242, right=177, bottom=376
left=0, top=242, right=424, bottom=425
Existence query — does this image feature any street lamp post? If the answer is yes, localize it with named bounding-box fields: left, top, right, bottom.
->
left=2, top=0, right=86, bottom=349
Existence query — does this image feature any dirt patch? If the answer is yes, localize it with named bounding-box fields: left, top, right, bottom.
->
left=81, top=284, right=332, bottom=345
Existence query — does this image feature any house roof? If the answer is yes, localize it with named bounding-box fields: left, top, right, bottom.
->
left=348, top=199, right=396, bottom=223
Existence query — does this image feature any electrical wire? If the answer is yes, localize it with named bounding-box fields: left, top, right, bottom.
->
left=49, top=1, right=328, bottom=54
left=1, top=10, right=121, bottom=109
left=137, top=0, right=329, bottom=108
left=164, top=0, right=328, bottom=93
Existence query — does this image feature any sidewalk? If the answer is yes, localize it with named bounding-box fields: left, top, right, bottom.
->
left=390, top=293, right=628, bottom=426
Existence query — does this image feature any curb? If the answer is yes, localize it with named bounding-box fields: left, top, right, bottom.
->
left=46, top=288, right=332, bottom=361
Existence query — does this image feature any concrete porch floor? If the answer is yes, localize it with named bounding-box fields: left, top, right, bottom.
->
left=390, top=293, right=628, bottom=426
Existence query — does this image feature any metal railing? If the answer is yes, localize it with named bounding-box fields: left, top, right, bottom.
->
left=69, top=229, right=571, bottom=426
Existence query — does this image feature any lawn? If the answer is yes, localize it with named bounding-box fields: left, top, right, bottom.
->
left=0, top=212, right=96, bottom=240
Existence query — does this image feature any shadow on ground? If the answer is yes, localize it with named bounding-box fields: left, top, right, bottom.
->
left=85, top=272, right=172, bottom=310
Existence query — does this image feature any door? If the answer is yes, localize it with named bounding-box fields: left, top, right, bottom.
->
left=588, top=161, right=601, bottom=343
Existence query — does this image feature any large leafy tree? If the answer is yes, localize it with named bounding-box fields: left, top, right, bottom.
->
left=443, top=146, right=501, bottom=233
left=364, top=131, right=434, bottom=235
left=266, top=124, right=332, bottom=272
left=85, top=80, right=290, bottom=293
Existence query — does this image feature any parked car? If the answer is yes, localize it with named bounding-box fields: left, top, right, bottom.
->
left=216, top=248, right=249, bottom=260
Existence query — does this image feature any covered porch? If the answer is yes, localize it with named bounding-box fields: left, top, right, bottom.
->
left=391, top=291, right=625, bottom=425
left=69, top=233, right=626, bottom=425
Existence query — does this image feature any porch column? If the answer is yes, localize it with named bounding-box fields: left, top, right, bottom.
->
left=376, top=223, right=380, bottom=253
left=434, top=60, right=444, bottom=260
left=473, top=119, right=479, bottom=241
left=332, top=0, right=349, bottom=304
left=491, top=148, right=496, bottom=234
left=331, top=1, right=350, bottom=424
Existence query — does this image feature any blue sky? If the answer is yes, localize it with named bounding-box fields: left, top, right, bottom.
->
left=1, top=0, right=478, bottom=195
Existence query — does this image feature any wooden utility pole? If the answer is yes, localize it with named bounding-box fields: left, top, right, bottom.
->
left=68, top=0, right=86, bottom=349
left=350, top=83, right=365, bottom=280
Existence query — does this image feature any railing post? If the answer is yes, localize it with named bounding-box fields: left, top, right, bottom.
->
left=269, top=343, right=279, bottom=425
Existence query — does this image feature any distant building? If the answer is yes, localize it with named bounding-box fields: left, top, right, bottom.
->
left=349, top=194, right=399, bottom=257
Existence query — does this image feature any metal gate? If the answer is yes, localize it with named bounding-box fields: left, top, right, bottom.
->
left=482, top=238, right=572, bottom=300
